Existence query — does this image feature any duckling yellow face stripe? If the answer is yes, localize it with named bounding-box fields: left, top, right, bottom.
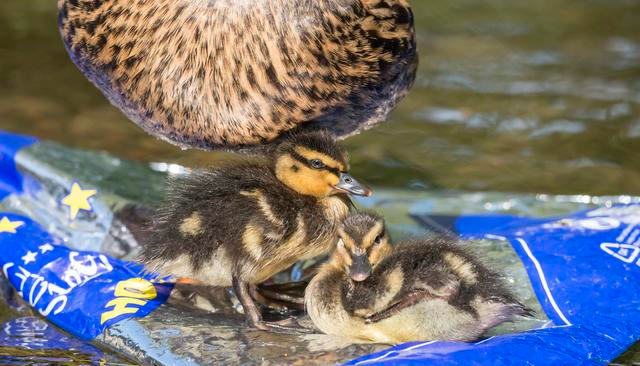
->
left=294, top=146, right=346, bottom=172
left=362, top=221, right=385, bottom=249
left=275, top=154, right=339, bottom=197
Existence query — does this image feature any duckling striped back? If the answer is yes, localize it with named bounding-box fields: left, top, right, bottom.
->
left=57, top=0, right=417, bottom=149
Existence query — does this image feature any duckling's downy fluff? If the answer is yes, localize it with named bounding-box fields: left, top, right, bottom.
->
left=58, top=0, right=417, bottom=149
left=140, top=131, right=371, bottom=331
left=306, top=212, right=531, bottom=344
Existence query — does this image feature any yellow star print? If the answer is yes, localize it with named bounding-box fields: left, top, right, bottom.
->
left=62, top=182, right=97, bottom=220
left=0, top=217, right=24, bottom=234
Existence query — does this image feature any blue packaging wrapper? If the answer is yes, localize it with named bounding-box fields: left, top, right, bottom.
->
left=0, top=214, right=173, bottom=340
left=0, top=131, right=37, bottom=200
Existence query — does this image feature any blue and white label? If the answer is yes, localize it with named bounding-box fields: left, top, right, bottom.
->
left=0, top=214, right=173, bottom=340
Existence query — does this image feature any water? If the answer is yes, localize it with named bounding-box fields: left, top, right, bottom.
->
left=0, top=0, right=639, bottom=364
left=1, top=0, right=639, bottom=195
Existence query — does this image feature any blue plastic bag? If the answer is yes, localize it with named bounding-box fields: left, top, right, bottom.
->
left=0, top=214, right=173, bottom=340
left=0, top=130, right=172, bottom=341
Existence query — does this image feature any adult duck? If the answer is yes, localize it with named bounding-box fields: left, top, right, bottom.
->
left=57, top=0, right=417, bottom=149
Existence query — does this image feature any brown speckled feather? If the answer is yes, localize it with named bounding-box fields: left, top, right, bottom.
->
left=57, top=0, right=417, bottom=149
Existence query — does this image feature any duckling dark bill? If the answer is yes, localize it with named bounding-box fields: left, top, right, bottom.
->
left=334, top=173, right=372, bottom=197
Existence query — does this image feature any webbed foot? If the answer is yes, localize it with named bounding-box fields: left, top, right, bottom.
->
left=251, top=318, right=314, bottom=335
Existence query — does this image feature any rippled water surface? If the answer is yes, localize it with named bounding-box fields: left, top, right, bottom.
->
left=1, top=0, right=639, bottom=195
left=0, top=0, right=639, bottom=364
left=352, top=0, right=640, bottom=194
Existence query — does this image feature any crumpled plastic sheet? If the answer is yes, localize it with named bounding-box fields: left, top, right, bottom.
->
left=0, top=130, right=639, bottom=365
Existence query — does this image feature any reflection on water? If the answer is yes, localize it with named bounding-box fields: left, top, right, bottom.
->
left=0, top=303, right=130, bottom=365
left=0, top=0, right=639, bottom=195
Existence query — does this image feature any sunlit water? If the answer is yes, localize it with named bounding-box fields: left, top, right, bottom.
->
left=0, top=0, right=639, bottom=364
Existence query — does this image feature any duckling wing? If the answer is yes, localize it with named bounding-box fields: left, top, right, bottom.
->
left=364, top=289, right=443, bottom=323
left=361, top=272, right=461, bottom=323
left=57, top=0, right=416, bottom=149
left=140, top=164, right=290, bottom=269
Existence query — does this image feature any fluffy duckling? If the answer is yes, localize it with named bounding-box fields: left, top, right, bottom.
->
left=57, top=0, right=417, bottom=149
left=140, top=130, right=371, bottom=331
left=306, top=212, right=531, bottom=344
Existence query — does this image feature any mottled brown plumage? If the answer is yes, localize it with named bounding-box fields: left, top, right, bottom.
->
left=57, top=0, right=417, bottom=149
left=306, top=212, right=531, bottom=344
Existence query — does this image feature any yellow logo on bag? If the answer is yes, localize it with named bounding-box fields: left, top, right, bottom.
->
left=100, top=278, right=157, bottom=324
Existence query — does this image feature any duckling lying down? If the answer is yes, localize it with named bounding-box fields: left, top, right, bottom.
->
left=305, top=213, right=531, bottom=344
left=140, top=131, right=371, bottom=332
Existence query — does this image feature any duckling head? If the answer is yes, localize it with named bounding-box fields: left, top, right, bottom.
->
left=331, top=212, right=392, bottom=282
left=273, top=130, right=372, bottom=198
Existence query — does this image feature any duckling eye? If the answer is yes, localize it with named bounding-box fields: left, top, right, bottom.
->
left=373, top=233, right=384, bottom=246
left=310, top=159, right=325, bottom=169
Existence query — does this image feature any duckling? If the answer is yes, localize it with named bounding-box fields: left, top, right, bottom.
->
left=306, top=212, right=531, bottom=344
left=57, top=0, right=417, bottom=149
left=140, top=130, right=371, bottom=332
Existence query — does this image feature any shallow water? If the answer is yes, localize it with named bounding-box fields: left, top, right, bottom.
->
left=1, top=0, right=639, bottom=195
left=0, top=0, right=639, bottom=364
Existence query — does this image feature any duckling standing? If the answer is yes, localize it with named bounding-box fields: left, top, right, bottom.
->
left=57, top=0, right=417, bottom=149
left=306, top=212, right=531, bottom=344
left=141, top=131, right=371, bottom=332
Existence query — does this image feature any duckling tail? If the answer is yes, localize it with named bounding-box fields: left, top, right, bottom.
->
left=476, top=300, right=534, bottom=330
